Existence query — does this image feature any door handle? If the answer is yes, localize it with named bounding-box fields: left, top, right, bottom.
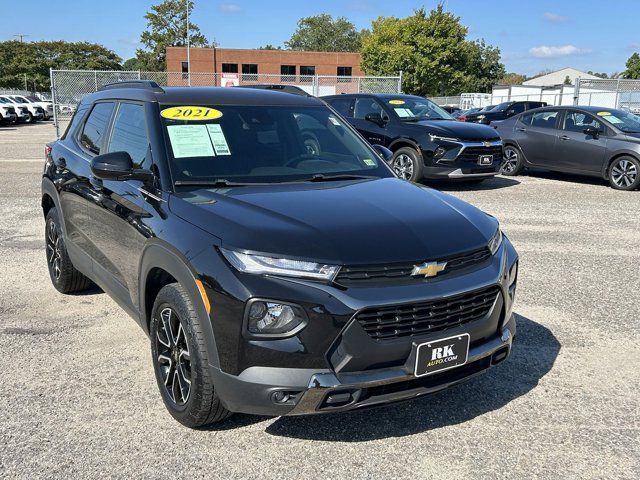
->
left=515, top=127, right=527, bottom=132
left=559, top=135, right=570, bottom=141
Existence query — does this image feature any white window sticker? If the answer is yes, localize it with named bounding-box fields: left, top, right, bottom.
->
left=363, top=158, right=376, bottom=166
left=394, top=108, right=413, bottom=118
left=167, top=125, right=215, bottom=158
left=206, top=124, right=231, bottom=155
left=328, top=115, right=341, bottom=126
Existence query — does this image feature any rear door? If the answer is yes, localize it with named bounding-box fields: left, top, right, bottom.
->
left=515, top=109, right=561, bottom=168
left=555, top=110, right=608, bottom=174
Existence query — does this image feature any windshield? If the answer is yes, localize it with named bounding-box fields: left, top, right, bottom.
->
left=161, top=104, right=393, bottom=185
left=15, top=96, right=30, bottom=103
left=595, top=110, right=640, bottom=133
left=492, top=102, right=514, bottom=112
left=26, top=96, right=41, bottom=102
left=386, top=97, right=453, bottom=121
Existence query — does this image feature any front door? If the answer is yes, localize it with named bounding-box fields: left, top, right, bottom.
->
left=556, top=110, right=608, bottom=174
left=350, top=97, right=391, bottom=146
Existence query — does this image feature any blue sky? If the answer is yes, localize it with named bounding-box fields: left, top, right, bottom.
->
left=2, top=0, right=639, bottom=76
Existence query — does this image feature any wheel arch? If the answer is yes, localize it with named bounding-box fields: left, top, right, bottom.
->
left=41, top=177, right=67, bottom=236
left=139, top=242, right=220, bottom=368
left=602, top=151, right=640, bottom=180
left=388, top=138, right=422, bottom=153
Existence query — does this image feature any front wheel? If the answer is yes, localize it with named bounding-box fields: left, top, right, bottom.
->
left=391, top=147, right=423, bottom=182
left=501, top=145, right=524, bottom=176
left=608, top=156, right=640, bottom=191
left=150, top=283, right=232, bottom=427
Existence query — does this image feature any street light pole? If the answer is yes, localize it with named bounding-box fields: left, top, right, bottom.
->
left=186, top=0, right=191, bottom=86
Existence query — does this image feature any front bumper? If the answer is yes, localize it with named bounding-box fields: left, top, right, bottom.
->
left=422, top=165, right=499, bottom=179
left=211, top=315, right=515, bottom=416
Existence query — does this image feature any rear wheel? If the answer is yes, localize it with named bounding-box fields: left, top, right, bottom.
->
left=501, top=145, right=524, bottom=176
left=608, top=156, right=640, bottom=191
left=391, top=147, right=423, bottom=182
left=150, top=283, right=232, bottom=427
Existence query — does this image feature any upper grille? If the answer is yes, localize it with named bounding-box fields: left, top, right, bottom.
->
left=335, top=247, right=491, bottom=287
left=355, top=285, right=500, bottom=340
left=458, top=145, right=503, bottom=164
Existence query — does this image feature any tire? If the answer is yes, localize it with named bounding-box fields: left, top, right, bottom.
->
left=45, top=208, right=93, bottom=294
left=26, top=112, right=35, bottom=124
left=608, top=156, right=640, bottom=191
left=150, top=283, right=232, bottom=427
left=391, top=147, right=423, bottom=182
left=501, top=145, right=524, bottom=176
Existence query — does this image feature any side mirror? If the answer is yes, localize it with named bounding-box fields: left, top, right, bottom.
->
left=583, top=126, right=600, bottom=138
left=364, top=112, right=387, bottom=127
left=371, top=144, right=393, bottom=162
left=91, top=151, right=153, bottom=182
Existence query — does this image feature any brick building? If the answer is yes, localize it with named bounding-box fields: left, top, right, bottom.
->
left=166, top=47, right=364, bottom=82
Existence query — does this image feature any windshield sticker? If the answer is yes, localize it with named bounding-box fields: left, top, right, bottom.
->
left=206, top=124, right=231, bottom=155
left=167, top=125, right=215, bottom=158
left=161, top=106, right=223, bottom=121
left=602, top=115, right=623, bottom=124
left=328, top=115, right=341, bottom=126
left=389, top=99, right=405, bottom=105
left=394, top=107, right=413, bottom=118
left=597, top=111, right=612, bottom=116
left=363, top=158, right=376, bottom=166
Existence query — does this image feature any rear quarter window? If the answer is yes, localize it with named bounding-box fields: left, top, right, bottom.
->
left=79, top=102, right=115, bottom=155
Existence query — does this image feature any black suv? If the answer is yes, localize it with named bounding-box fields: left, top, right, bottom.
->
left=322, top=93, right=503, bottom=183
left=42, top=81, right=518, bottom=427
left=464, top=101, right=548, bottom=125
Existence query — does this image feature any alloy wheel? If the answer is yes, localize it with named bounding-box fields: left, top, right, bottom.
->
left=155, top=307, right=192, bottom=406
left=502, top=147, right=519, bottom=174
left=611, top=159, right=638, bottom=188
left=46, top=220, right=62, bottom=280
left=393, top=154, right=414, bottom=180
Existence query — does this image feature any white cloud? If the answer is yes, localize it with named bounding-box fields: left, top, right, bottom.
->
left=529, top=45, right=592, bottom=58
left=219, top=3, right=241, bottom=13
left=543, top=12, right=567, bottom=23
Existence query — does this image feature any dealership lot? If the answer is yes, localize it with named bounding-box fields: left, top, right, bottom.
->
left=0, top=123, right=638, bottom=478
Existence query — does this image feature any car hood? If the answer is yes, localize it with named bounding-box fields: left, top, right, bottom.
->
left=409, top=119, right=499, bottom=140
left=170, top=178, right=498, bottom=265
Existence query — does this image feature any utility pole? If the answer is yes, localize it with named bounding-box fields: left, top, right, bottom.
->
left=186, top=0, right=191, bottom=86
left=14, top=33, right=30, bottom=43
left=24, top=73, right=27, bottom=91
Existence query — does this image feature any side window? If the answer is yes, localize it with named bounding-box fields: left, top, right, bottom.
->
left=79, top=102, right=115, bottom=154
left=510, top=103, right=526, bottom=114
left=353, top=97, right=385, bottom=120
left=61, top=104, right=89, bottom=140
left=328, top=97, right=353, bottom=117
left=518, top=112, right=534, bottom=126
left=108, top=103, right=150, bottom=169
left=563, top=111, right=602, bottom=133
left=530, top=110, right=559, bottom=129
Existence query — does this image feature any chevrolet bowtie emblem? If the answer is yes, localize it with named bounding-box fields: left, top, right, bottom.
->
left=483, top=141, right=492, bottom=147
left=411, top=261, right=447, bottom=278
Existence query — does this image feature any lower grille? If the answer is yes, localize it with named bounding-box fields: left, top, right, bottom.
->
left=355, top=285, right=500, bottom=340
left=458, top=146, right=503, bottom=164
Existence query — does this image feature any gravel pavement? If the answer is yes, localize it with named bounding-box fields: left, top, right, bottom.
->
left=0, top=123, right=638, bottom=479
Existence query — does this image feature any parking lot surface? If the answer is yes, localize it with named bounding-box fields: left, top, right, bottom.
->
left=0, top=123, right=638, bottom=479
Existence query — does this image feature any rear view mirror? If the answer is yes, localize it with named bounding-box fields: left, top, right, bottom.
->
left=365, top=112, right=388, bottom=127
left=91, top=151, right=153, bottom=182
left=372, top=144, right=393, bottom=162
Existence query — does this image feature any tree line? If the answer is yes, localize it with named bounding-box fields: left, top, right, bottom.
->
left=1, top=0, right=638, bottom=94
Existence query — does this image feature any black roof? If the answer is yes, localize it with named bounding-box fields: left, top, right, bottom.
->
left=84, top=84, right=323, bottom=107
left=321, top=93, right=422, bottom=101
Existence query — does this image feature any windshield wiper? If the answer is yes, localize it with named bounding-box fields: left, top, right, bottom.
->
left=174, top=179, right=258, bottom=187
left=297, top=174, right=378, bottom=183
left=401, top=116, right=447, bottom=122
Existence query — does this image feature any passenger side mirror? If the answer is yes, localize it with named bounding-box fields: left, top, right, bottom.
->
left=365, top=112, right=388, bottom=127
left=91, top=151, right=154, bottom=182
left=583, top=126, right=600, bottom=139
left=371, top=144, right=393, bottom=163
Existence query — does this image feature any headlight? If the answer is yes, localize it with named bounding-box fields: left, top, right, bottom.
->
left=477, top=115, right=486, bottom=119
left=488, top=229, right=503, bottom=255
left=220, top=248, right=340, bottom=281
left=245, top=300, right=307, bottom=336
left=429, top=134, right=460, bottom=143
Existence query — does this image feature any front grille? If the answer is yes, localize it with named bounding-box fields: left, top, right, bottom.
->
left=458, top=145, right=503, bottom=164
left=7, top=107, right=15, bottom=114
left=355, top=285, right=500, bottom=340
left=335, top=247, right=491, bottom=287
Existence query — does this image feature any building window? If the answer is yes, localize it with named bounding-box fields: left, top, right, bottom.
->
left=242, top=63, right=258, bottom=81
left=337, top=66, right=352, bottom=82
left=181, top=62, right=189, bottom=80
left=222, top=63, right=238, bottom=73
left=281, top=65, right=296, bottom=82
left=300, top=65, right=315, bottom=83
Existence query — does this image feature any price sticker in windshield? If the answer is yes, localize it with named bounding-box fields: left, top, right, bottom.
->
left=389, top=99, right=405, bottom=105
left=161, top=106, right=223, bottom=121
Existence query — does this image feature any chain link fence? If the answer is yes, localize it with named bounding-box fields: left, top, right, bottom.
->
left=575, top=78, right=640, bottom=112
left=50, top=69, right=402, bottom=137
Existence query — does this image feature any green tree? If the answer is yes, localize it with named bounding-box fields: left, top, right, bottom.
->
left=137, top=0, right=211, bottom=71
left=498, top=72, right=527, bottom=85
left=0, top=40, right=122, bottom=91
left=360, top=6, right=504, bottom=96
left=623, top=53, right=640, bottom=79
left=123, top=57, right=141, bottom=70
left=286, top=14, right=362, bottom=52
left=563, top=75, right=572, bottom=85
left=258, top=44, right=282, bottom=50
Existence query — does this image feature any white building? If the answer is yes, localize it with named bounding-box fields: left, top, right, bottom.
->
left=523, top=67, right=599, bottom=86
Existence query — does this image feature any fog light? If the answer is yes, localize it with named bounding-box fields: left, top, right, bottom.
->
left=433, top=146, right=447, bottom=159
left=246, top=300, right=306, bottom=336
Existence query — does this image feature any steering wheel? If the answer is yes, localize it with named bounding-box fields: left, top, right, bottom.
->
left=283, top=153, right=317, bottom=168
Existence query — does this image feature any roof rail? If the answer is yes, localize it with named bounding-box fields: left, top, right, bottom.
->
left=98, top=80, right=164, bottom=93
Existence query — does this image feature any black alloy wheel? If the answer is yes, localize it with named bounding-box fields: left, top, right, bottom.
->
left=155, top=306, right=192, bottom=406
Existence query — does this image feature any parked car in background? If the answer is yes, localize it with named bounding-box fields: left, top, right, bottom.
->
left=238, top=84, right=311, bottom=97
left=496, top=106, right=640, bottom=190
left=0, top=96, right=30, bottom=123
left=441, top=105, right=462, bottom=116
left=0, top=99, right=18, bottom=125
left=465, top=101, right=547, bottom=125
left=455, top=107, right=482, bottom=122
left=9, top=95, right=54, bottom=120
left=322, top=93, right=503, bottom=183
left=0, top=95, right=44, bottom=123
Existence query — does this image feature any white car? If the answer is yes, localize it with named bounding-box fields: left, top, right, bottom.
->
left=0, top=96, right=23, bottom=123
left=9, top=95, right=53, bottom=120
left=0, top=95, right=44, bottom=123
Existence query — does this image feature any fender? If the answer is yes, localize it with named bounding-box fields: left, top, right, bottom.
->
left=389, top=137, right=422, bottom=153
left=138, top=241, right=220, bottom=368
left=41, top=176, right=67, bottom=237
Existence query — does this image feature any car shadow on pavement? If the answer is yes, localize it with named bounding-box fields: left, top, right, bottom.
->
left=264, top=313, right=560, bottom=441
left=430, top=176, right=520, bottom=192
left=523, top=169, right=609, bottom=187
